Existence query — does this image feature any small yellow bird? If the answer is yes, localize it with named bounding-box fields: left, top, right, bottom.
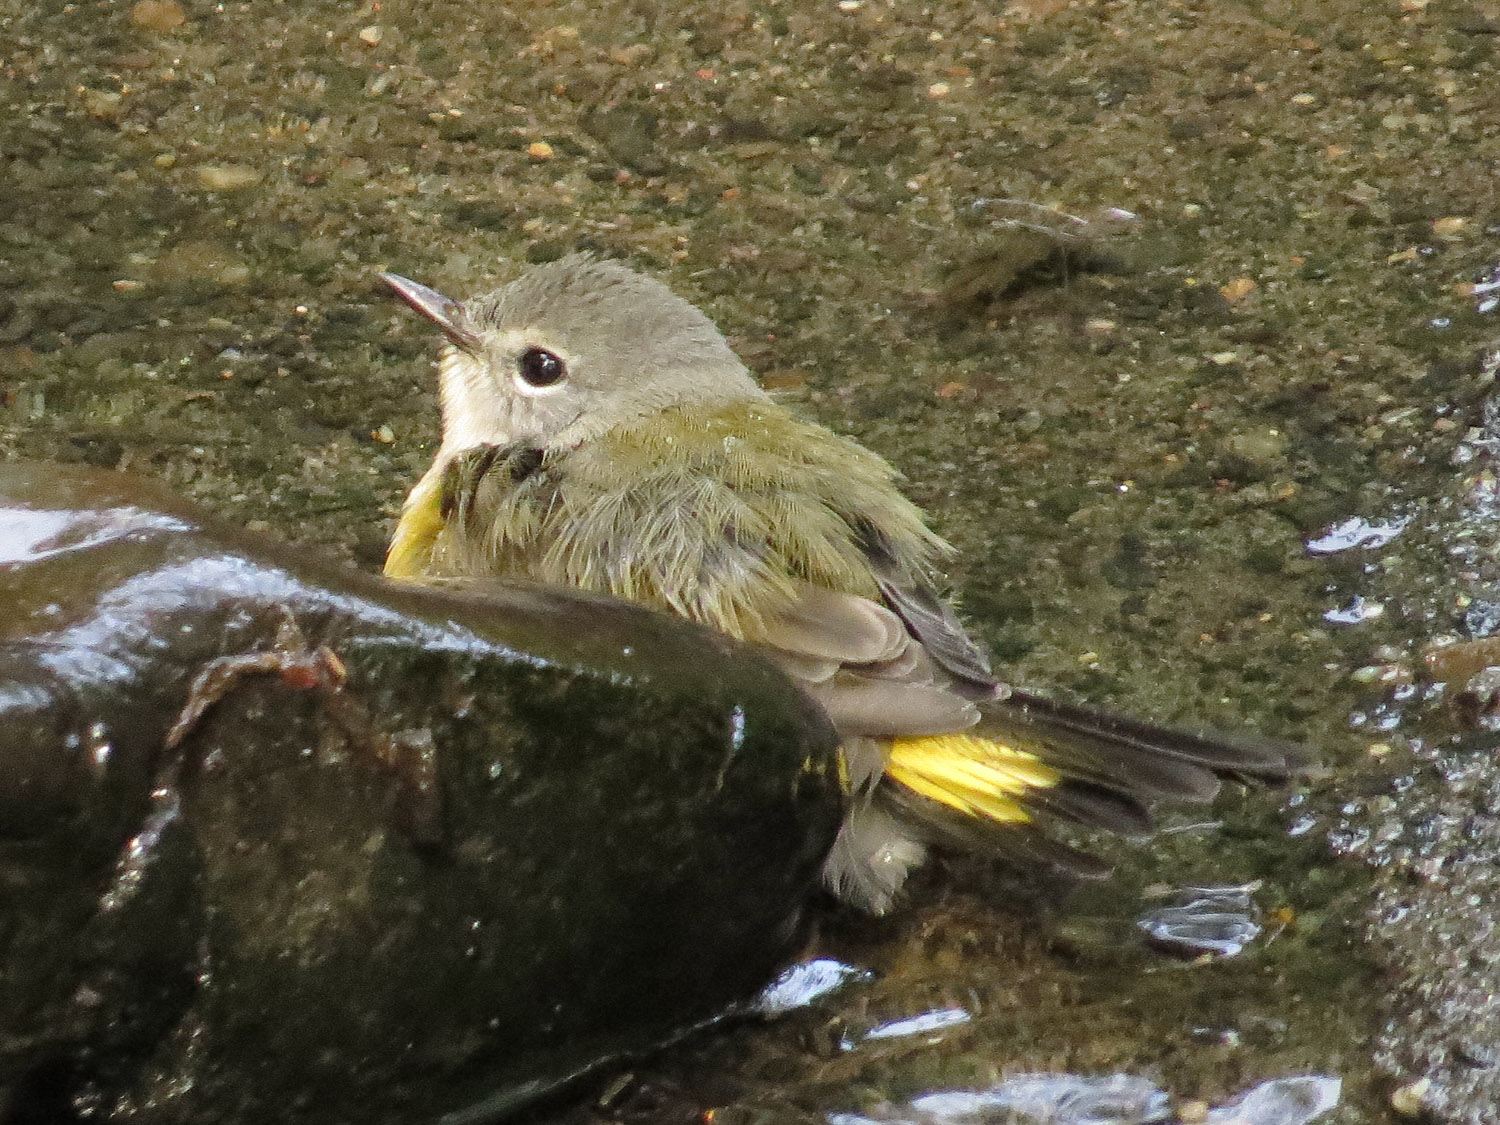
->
left=380, top=255, right=1290, bottom=914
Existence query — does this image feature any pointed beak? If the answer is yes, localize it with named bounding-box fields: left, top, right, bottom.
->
left=380, top=272, right=483, bottom=352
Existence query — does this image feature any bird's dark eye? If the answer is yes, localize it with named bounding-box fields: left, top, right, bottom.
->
left=517, top=347, right=567, bottom=388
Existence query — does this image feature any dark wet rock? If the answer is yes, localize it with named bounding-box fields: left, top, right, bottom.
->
left=0, top=463, right=844, bottom=1123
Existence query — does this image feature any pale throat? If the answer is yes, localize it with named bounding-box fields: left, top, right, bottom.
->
left=434, top=349, right=508, bottom=453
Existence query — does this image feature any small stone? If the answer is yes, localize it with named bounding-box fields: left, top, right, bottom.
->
left=927, top=81, right=951, bottom=98
left=130, top=0, right=186, bottom=31
left=1219, top=276, right=1258, bottom=303
left=372, top=424, right=396, bottom=445
left=151, top=241, right=249, bottom=287
left=1432, top=215, right=1468, bottom=238
left=1390, top=1077, right=1430, bottom=1116
left=81, top=89, right=123, bottom=121
left=1225, top=426, right=1287, bottom=464
left=358, top=25, right=383, bottom=47
left=1290, top=92, right=1317, bottom=106
left=527, top=141, right=555, bottom=161
left=526, top=25, right=579, bottom=55
left=197, top=164, right=262, bottom=192
left=609, top=44, right=652, bottom=66
left=732, top=141, right=781, bottom=160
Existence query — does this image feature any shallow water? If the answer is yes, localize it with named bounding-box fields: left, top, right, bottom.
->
left=4, top=0, right=1500, bottom=1120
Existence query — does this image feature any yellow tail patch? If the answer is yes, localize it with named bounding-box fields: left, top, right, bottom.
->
left=385, top=470, right=446, bottom=579
left=886, top=733, right=1061, bottom=824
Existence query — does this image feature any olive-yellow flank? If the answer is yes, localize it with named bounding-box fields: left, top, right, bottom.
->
left=381, top=255, right=1290, bottom=914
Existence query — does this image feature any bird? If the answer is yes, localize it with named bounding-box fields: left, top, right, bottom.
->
left=378, top=254, right=1291, bottom=915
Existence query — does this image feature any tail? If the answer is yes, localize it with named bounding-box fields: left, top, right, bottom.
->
left=882, top=689, right=1295, bottom=877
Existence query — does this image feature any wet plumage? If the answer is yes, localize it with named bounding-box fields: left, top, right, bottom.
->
left=382, top=255, right=1291, bottom=914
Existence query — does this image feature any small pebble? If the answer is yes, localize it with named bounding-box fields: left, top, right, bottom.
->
left=358, top=25, right=383, bottom=47
left=609, top=44, right=652, bottom=66
left=527, top=141, right=555, bottom=161
left=150, top=241, right=251, bottom=288
left=81, top=89, right=123, bottom=121
left=197, top=164, right=262, bottom=192
left=1220, top=276, right=1258, bottom=303
left=130, top=0, right=186, bottom=31
left=1389, top=1077, right=1429, bottom=1117
left=1226, top=426, right=1286, bottom=464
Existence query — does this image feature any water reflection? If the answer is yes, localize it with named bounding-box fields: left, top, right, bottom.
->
left=829, top=1073, right=1339, bottom=1125
left=861, top=1008, right=972, bottom=1043
left=1136, top=884, right=1263, bottom=959
left=1304, top=516, right=1410, bottom=556
left=750, top=958, right=870, bottom=1017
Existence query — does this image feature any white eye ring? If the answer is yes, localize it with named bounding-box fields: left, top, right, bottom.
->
left=513, top=346, right=568, bottom=395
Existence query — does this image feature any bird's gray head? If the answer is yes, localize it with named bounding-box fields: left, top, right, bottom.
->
left=382, top=255, right=766, bottom=455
